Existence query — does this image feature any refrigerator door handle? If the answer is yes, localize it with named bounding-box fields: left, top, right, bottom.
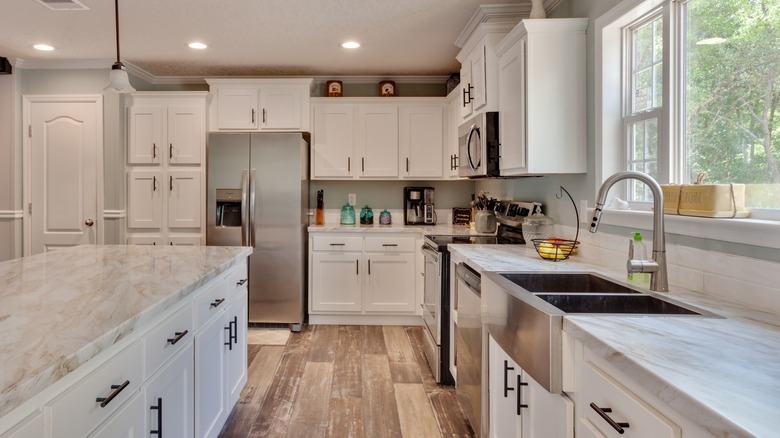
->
left=249, top=168, right=257, bottom=247
left=240, top=169, right=249, bottom=246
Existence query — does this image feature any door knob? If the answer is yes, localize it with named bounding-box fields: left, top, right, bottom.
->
left=85, top=218, right=94, bottom=227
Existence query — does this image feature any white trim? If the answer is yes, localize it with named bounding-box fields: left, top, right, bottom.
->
left=103, top=210, right=126, bottom=219
left=0, top=210, right=23, bottom=219
left=585, top=207, right=780, bottom=249
left=308, top=314, right=423, bottom=326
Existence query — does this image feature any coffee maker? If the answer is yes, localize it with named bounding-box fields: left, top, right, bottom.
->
left=404, top=187, right=436, bottom=225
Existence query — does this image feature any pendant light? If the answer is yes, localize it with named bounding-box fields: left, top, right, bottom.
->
left=104, top=0, right=135, bottom=93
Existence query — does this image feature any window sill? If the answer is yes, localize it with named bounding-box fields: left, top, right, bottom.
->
left=585, top=208, right=780, bottom=250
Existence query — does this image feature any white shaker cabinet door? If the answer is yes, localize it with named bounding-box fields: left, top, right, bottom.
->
left=127, top=170, right=163, bottom=229
left=310, top=252, right=362, bottom=312
left=167, top=105, right=204, bottom=165
left=498, top=36, right=527, bottom=175
left=400, top=105, right=444, bottom=179
left=358, top=105, right=399, bottom=178
left=167, top=170, right=202, bottom=229
left=363, top=252, right=416, bottom=313
left=89, top=392, right=145, bottom=438
left=127, top=106, right=163, bottom=164
left=312, top=104, right=355, bottom=178
left=0, top=413, right=43, bottom=438
left=216, top=88, right=258, bottom=130
left=144, top=343, right=195, bottom=438
left=259, top=87, right=303, bottom=130
left=194, top=310, right=228, bottom=438
left=225, top=288, right=248, bottom=408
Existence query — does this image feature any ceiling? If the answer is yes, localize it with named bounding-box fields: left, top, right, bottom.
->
left=0, top=0, right=558, bottom=80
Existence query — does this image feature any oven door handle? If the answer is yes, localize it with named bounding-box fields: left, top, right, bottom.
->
left=421, top=244, right=440, bottom=259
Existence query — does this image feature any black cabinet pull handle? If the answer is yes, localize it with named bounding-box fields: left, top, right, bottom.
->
left=406, top=157, right=409, bottom=172
left=96, top=380, right=130, bottom=407
left=167, top=330, right=188, bottom=345
left=368, top=259, right=371, bottom=275
left=262, top=108, right=267, bottom=124
left=231, top=316, right=238, bottom=344
left=150, top=397, right=163, bottom=437
left=329, top=243, right=345, bottom=247
left=224, top=324, right=233, bottom=350
left=169, top=175, right=174, bottom=192
left=362, top=157, right=365, bottom=172
left=503, top=360, right=515, bottom=398
left=382, top=243, right=398, bottom=247
left=251, top=109, right=255, bottom=124
left=236, top=278, right=248, bottom=286
left=153, top=143, right=157, bottom=159
left=356, top=259, right=359, bottom=275
left=348, top=157, right=351, bottom=172
left=169, top=143, right=173, bottom=160
left=590, top=403, right=629, bottom=434
left=153, top=176, right=157, bottom=192
left=517, top=374, right=528, bottom=415
left=210, top=298, right=226, bottom=308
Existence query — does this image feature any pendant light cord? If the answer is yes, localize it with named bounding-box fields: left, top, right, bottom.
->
left=114, top=0, right=121, bottom=63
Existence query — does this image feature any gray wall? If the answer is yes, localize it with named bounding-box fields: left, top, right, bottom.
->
left=310, top=180, right=475, bottom=212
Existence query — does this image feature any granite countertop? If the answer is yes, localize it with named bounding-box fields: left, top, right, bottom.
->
left=0, top=245, right=252, bottom=418
left=448, top=244, right=780, bottom=437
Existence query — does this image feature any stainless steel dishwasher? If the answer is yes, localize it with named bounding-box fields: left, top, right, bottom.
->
left=455, top=262, right=484, bottom=436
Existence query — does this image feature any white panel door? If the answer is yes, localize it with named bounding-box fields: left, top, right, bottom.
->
left=225, top=288, right=248, bottom=408
left=260, top=87, right=302, bottom=130
left=145, top=343, right=195, bottom=438
left=127, top=106, right=162, bottom=164
left=471, top=44, right=487, bottom=110
left=498, top=36, right=527, bottom=175
left=400, top=105, right=444, bottom=178
left=90, top=392, right=145, bottom=438
left=168, top=105, right=203, bottom=164
left=194, top=311, right=228, bottom=438
left=127, top=170, right=163, bottom=229
left=167, top=170, right=201, bottom=229
left=312, top=104, right=354, bottom=178
left=364, top=252, right=416, bottom=312
left=310, top=252, right=362, bottom=312
left=358, top=105, right=398, bottom=177
left=217, top=88, right=258, bottom=130
left=27, top=97, right=101, bottom=254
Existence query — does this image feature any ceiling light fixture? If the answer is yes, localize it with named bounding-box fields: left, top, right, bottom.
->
left=340, top=41, right=360, bottom=49
left=188, top=42, right=208, bottom=49
left=696, top=37, right=727, bottom=45
left=104, top=0, right=135, bottom=93
left=34, top=44, right=55, bottom=51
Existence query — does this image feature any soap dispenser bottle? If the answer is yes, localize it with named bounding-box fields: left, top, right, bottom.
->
left=628, top=232, right=650, bottom=285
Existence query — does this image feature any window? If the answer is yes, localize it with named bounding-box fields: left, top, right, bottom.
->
left=617, top=0, right=780, bottom=210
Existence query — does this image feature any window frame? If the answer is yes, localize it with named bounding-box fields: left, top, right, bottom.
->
left=595, top=0, right=780, bottom=247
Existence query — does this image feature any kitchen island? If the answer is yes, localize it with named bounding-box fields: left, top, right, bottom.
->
left=0, top=244, right=251, bottom=437
left=450, top=243, right=780, bottom=438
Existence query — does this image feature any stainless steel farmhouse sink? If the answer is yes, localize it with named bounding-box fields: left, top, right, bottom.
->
left=481, top=271, right=718, bottom=394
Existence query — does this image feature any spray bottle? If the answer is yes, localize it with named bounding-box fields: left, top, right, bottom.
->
left=628, top=232, right=650, bottom=285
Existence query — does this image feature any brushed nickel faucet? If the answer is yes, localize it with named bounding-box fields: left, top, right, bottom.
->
left=590, top=171, right=669, bottom=292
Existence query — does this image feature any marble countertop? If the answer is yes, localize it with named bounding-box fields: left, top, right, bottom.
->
left=308, top=222, right=486, bottom=235
left=449, top=244, right=780, bottom=437
left=0, top=244, right=252, bottom=418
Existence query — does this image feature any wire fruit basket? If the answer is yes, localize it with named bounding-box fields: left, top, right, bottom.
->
left=531, top=186, right=580, bottom=262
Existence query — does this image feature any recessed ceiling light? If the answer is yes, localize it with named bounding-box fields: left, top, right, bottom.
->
left=34, top=44, right=55, bottom=51
left=188, top=42, right=208, bottom=49
left=340, top=41, right=360, bottom=49
left=696, top=37, right=727, bottom=45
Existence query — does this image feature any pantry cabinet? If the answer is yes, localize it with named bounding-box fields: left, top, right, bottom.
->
left=496, top=19, right=587, bottom=176
left=206, top=78, right=313, bottom=132
left=126, top=92, right=206, bottom=246
left=309, top=233, right=420, bottom=324
left=310, top=98, right=445, bottom=180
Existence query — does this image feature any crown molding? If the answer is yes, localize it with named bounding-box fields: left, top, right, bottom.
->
left=311, top=76, right=448, bottom=85
left=454, top=0, right=566, bottom=48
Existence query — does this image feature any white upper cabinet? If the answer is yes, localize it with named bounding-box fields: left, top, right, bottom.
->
left=127, top=170, right=163, bottom=229
left=496, top=19, right=588, bottom=176
left=167, top=105, right=205, bottom=164
left=311, top=97, right=446, bottom=180
left=206, top=78, right=313, bottom=132
left=358, top=105, right=399, bottom=178
left=127, top=95, right=205, bottom=165
left=400, top=105, right=443, bottom=178
left=446, top=88, right=463, bottom=179
left=127, top=106, right=163, bottom=164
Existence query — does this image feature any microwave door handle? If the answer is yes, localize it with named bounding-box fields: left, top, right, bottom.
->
left=467, top=126, right=481, bottom=171
left=249, top=169, right=257, bottom=247
left=240, top=169, right=249, bottom=246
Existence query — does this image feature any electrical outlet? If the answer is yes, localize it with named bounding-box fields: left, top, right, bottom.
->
left=348, top=193, right=356, bottom=206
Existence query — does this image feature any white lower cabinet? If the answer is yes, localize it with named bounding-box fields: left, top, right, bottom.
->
left=309, top=234, right=419, bottom=321
left=488, top=335, right=573, bottom=438
left=144, top=343, right=195, bottom=438
left=576, top=347, right=681, bottom=438
left=0, top=260, right=247, bottom=438
left=194, top=303, right=228, bottom=438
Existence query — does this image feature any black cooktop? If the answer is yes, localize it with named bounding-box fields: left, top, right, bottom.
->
left=424, top=234, right=522, bottom=250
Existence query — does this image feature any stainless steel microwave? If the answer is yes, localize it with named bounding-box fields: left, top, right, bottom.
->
left=458, top=112, right=500, bottom=178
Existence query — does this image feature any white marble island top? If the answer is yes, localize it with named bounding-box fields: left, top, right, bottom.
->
left=449, top=244, right=780, bottom=437
left=0, top=244, right=252, bottom=418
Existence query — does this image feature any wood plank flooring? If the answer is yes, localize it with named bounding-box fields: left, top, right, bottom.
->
left=219, top=325, right=474, bottom=438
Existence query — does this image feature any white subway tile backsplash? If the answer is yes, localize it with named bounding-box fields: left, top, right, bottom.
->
left=732, top=256, right=780, bottom=289
left=668, top=264, right=704, bottom=292
left=676, top=246, right=736, bottom=277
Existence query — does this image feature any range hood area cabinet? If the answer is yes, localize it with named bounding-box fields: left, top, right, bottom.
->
left=310, top=97, right=445, bottom=180
left=125, top=92, right=207, bottom=246
left=205, top=78, right=313, bottom=132
left=496, top=19, right=588, bottom=176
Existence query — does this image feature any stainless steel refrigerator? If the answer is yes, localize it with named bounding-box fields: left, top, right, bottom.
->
left=206, top=133, right=309, bottom=331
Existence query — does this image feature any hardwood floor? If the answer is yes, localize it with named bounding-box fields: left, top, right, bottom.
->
left=219, top=325, right=475, bottom=438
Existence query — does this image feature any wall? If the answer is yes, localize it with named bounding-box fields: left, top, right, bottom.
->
left=0, top=74, right=21, bottom=261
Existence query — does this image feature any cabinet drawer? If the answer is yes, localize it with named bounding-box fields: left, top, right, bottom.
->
left=47, top=342, right=142, bottom=438
left=311, top=235, right=362, bottom=252
left=363, top=237, right=415, bottom=252
left=193, top=278, right=229, bottom=331
left=143, top=303, right=193, bottom=379
left=227, top=263, right=248, bottom=302
left=581, top=359, right=680, bottom=438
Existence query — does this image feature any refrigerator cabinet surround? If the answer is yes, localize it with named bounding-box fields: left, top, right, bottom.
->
left=207, top=133, right=310, bottom=331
